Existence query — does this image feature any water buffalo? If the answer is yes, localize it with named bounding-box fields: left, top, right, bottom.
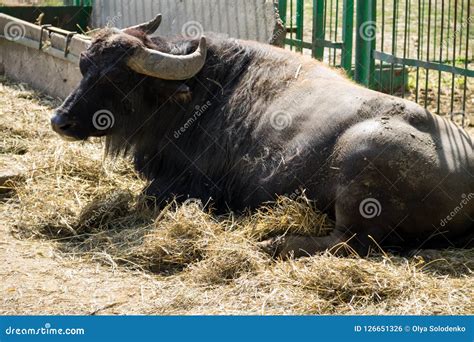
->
left=51, top=15, right=473, bottom=257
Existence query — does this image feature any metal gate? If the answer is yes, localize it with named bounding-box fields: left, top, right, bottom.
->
left=278, top=0, right=473, bottom=121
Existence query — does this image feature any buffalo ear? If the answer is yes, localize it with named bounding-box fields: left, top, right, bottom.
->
left=172, top=83, right=192, bottom=103
left=158, top=81, right=192, bottom=103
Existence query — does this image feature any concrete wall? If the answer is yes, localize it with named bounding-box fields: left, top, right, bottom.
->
left=0, top=39, right=82, bottom=99
left=91, top=0, right=284, bottom=44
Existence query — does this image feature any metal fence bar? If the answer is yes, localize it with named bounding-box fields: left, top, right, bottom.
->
left=289, top=0, right=293, bottom=50
left=436, top=0, right=445, bottom=114
left=328, top=0, right=333, bottom=62
left=354, top=0, right=376, bottom=87
left=333, top=0, right=340, bottom=65
left=450, top=0, right=458, bottom=114
left=424, top=0, right=432, bottom=108
left=313, top=0, right=326, bottom=60
left=341, top=0, right=354, bottom=73
left=415, top=0, right=422, bottom=102
left=296, top=0, right=304, bottom=52
left=279, top=0, right=288, bottom=24
left=373, top=51, right=474, bottom=77
left=379, top=0, right=385, bottom=92
left=458, top=0, right=464, bottom=57
left=401, top=0, right=409, bottom=98
left=433, top=0, right=438, bottom=63
left=389, top=0, right=398, bottom=94
left=462, top=0, right=471, bottom=115
left=407, top=0, right=411, bottom=59
left=446, top=0, right=452, bottom=61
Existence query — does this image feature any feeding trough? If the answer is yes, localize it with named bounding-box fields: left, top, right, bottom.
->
left=0, top=13, right=89, bottom=98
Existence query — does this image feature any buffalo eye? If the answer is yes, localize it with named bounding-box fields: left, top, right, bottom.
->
left=98, top=67, right=131, bottom=85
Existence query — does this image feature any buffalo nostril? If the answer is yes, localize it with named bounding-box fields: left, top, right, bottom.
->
left=58, top=122, right=77, bottom=130
left=51, top=115, right=76, bottom=132
left=59, top=123, right=72, bottom=130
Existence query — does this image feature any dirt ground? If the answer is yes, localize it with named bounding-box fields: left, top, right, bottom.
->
left=0, top=76, right=473, bottom=315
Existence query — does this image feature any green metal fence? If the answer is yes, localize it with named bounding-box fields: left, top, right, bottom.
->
left=278, top=0, right=355, bottom=74
left=278, top=0, right=473, bottom=121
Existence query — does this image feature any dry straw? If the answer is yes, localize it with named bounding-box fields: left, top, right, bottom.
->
left=1, top=76, right=473, bottom=314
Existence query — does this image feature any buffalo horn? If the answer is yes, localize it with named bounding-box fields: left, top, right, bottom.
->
left=122, top=14, right=162, bottom=34
left=126, top=36, right=207, bottom=80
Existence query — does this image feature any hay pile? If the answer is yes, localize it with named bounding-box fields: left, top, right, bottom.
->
left=1, top=75, right=473, bottom=314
